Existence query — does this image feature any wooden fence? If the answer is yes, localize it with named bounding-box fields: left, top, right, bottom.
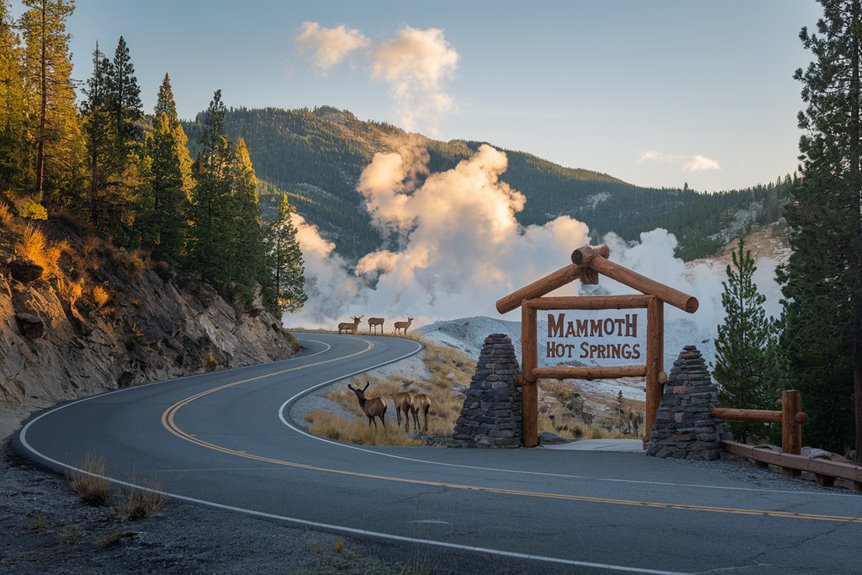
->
left=712, top=390, right=862, bottom=491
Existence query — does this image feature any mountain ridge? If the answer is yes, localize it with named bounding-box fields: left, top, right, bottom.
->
left=182, top=106, right=792, bottom=262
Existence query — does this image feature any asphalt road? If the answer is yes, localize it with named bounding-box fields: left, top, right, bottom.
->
left=14, top=333, right=862, bottom=575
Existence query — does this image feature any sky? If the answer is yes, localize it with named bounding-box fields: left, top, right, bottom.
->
left=11, top=0, right=823, bottom=192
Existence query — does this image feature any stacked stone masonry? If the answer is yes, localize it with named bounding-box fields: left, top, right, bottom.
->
left=448, top=333, right=522, bottom=448
left=646, top=345, right=732, bottom=460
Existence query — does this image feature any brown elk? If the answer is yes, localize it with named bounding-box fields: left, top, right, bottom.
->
left=347, top=382, right=387, bottom=429
left=410, top=393, right=431, bottom=433
left=367, top=317, right=385, bottom=334
left=338, top=315, right=363, bottom=334
left=394, top=391, right=413, bottom=431
left=393, top=317, right=413, bottom=336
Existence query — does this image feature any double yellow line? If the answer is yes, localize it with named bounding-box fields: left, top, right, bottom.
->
left=161, top=340, right=862, bottom=525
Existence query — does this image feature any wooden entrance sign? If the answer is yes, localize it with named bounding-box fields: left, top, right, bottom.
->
left=496, top=244, right=698, bottom=447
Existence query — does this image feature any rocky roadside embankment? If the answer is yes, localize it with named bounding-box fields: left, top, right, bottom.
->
left=0, top=216, right=298, bottom=438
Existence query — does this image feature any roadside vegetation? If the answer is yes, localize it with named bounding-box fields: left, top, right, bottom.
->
left=66, top=454, right=166, bottom=521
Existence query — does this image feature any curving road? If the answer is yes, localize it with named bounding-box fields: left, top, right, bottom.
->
left=15, top=333, right=862, bottom=574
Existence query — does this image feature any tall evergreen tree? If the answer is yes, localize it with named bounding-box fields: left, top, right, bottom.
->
left=153, top=73, right=192, bottom=193
left=783, top=0, right=862, bottom=459
left=0, top=1, right=27, bottom=189
left=714, top=238, right=782, bottom=443
left=140, top=73, right=191, bottom=263
left=265, top=192, right=306, bottom=313
left=19, top=0, right=80, bottom=198
left=81, top=41, right=113, bottom=225
left=143, top=111, right=187, bottom=263
left=229, top=137, right=266, bottom=289
left=188, top=90, right=235, bottom=285
left=107, top=35, right=142, bottom=162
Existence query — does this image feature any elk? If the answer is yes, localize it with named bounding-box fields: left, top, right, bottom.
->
left=337, top=315, right=363, bottom=334
left=410, top=393, right=431, bottom=433
left=393, top=317, right=413, bottom=336
left=367, top=317, right=385, bottom=334
left=347, top=382, right=387, bottom=429
left=394, top=391, right=413, bottom=432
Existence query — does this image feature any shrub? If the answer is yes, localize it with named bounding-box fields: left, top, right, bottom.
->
left=0, top=201, right=12, bottom=225
left=92, top=285, right=109, bottom=308
left=67, top=454, right=110, bottom=506
left=117, top=484, right=167, bottom=521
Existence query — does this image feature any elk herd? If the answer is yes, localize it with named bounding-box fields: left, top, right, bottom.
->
left=336, top=316, right=414, bottom=336
left=347, top=381, right=431, bottom=433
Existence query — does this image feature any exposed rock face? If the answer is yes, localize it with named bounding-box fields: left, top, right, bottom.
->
left=646, top=346, right=732, bottom=460
left=448, top=333, right=522, bottom=448
left=0, top=226, right=297, bottom=407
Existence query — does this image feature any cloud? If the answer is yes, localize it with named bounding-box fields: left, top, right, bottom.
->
left=639, top=150, right=720, bottom=174
left=295, top=22, right=370, bottom=72
left=681, top=154, right=721, bottom=173
left=371, top=26, right=459, bottom=134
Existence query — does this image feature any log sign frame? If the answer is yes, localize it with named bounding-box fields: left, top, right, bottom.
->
left=495, top=244, right=699, bottom=448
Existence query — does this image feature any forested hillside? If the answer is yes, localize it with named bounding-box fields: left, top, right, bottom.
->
left=184, top=106, right=793, bottom=261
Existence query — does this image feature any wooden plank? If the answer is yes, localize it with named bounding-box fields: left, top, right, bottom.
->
left=570, top=244, right=610, bottom=265
left=496, top=264, right=582, bottom=314
left=587, top=256, right=699, bottom=313
left=522, top=381, right=538, bottom=448
left=525, top=295, right=651, bottom=310
left=711, top=407, right=782, bottom=424
left=521, top=304, right=538, bottom=448
left=532, top=365, right=646, bottom=380
left=782, top=390, right=803, bottom=455
left=644, top=297, right=662, bottom=441
left=721, top=441, right=862, bottom=484
left=522, top=303, right=537, bottom=384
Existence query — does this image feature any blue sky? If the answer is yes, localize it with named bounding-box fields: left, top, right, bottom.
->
left=12, top=0, right=823, bottom=192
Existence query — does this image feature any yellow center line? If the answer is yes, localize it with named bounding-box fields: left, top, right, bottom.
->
left=160, top=338, right=862, bottom=525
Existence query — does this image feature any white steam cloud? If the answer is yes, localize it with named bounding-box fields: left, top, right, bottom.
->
left=288, top=144, right=781, bottom=368
left=295, top=22, right=370, bottom=72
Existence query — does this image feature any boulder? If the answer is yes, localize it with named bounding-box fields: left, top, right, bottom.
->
left=15, top=312, right=44, bottom=339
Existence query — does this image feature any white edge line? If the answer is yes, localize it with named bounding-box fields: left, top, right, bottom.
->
left=278, top=344, right=858, bottom=500
left=11, top=453, right=690, bottom=575
left=16, top=335, right=690, bottom=575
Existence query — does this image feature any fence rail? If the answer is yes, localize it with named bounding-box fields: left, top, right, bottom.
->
left=711, top=389, right=862, bottom=490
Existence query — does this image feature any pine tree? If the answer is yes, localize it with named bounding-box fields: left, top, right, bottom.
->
left=188, top=90, right=234, bottom=285
left=153, top=73, right=192, bottom=193
left=81, top=42, right=113, bottom=225
left=19, top=0, right=80, bottom=198
left=229, top=137, right=267, bottom=292
left=107, top=36, right=142, bottom=162
left=783, top=0, right=862, bottom=459
left=714, top=238, right=782, bottom=443
left=144, top=111, right=187, bottom=263
left=0, top=1, right=27, bottom=189
left=264, top=192, right=306, bottom=313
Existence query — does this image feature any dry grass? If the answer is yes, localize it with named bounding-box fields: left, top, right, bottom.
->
left=0, top=201, right=12, bottom=225
left=116, top=483, right=167, bottom=521
left=67, top=454, right=111, bottom=506
left=539, top=414, right=627, bottom=441
left=92, top=285, right=110, bottom=308
left=21, top=224, right=47, bottom=268
left=306, top=409, right=422, bottom=446
left=313, top=339, right=476, bottom=444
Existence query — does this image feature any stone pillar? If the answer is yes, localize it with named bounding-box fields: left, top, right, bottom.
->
left=646, top=345, right=731, bottom=460
left=448, top=333, right=522, bottom=448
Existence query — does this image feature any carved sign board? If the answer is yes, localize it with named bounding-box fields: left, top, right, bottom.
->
left=538, top=310, right=646, bottom=367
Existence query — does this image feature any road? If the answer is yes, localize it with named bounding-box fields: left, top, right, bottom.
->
left=15, top=333, right=862, bottom=574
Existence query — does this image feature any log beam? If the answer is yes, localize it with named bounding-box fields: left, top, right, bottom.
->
left=532, top=365, right=646, bottom=380
left=586, top=256, right=699, bottom=313
left=571, top=244, right=610, bottom=265
left=496, top=264, right=582, bottom=314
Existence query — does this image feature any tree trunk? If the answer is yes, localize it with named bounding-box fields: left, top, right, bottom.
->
left=853, top=0, right=862, bottom=464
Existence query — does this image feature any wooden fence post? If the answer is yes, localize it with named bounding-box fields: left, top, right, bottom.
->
left=782, top=389, right=803, bottom=477
left=644, top=296, right=663, bottom=442
left=521, top=301, right=538, bottom=447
